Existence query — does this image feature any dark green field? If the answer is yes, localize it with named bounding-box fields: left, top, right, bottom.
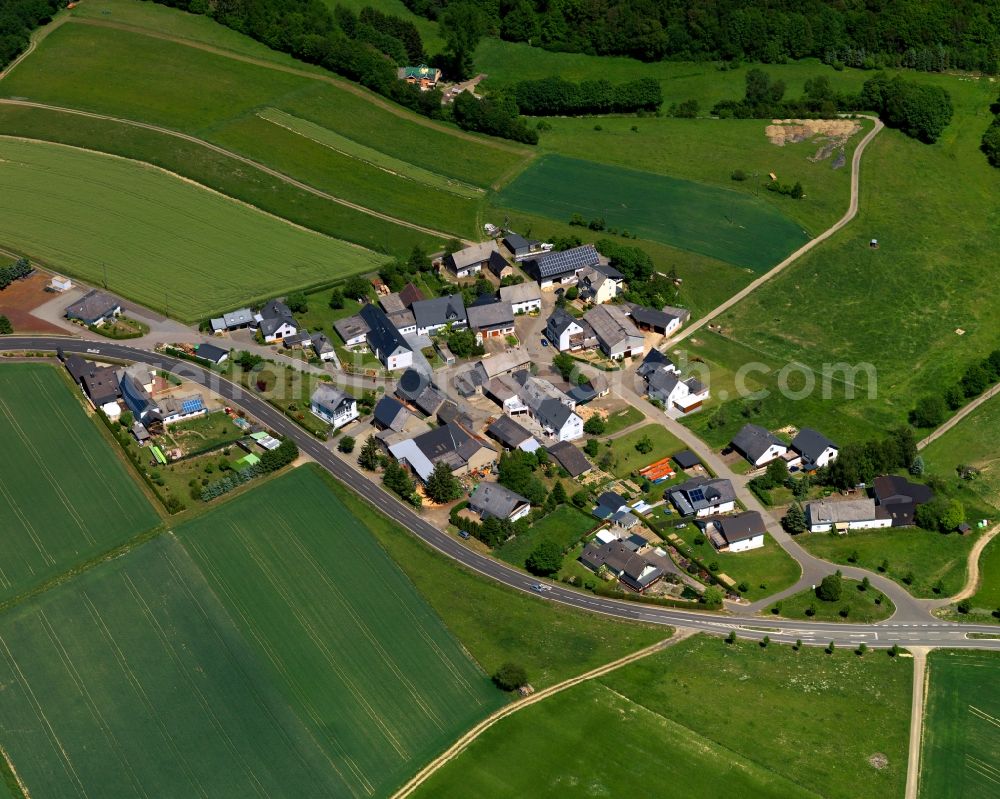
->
left=496, top=154, right=809, bottom=271
left=175, top=466, right=502, bottom=797
left=920, top=650, right=1000, bottom=798
left=0, top=364, right=159, bottom=603
left=0, top=535, right=346, bottom=798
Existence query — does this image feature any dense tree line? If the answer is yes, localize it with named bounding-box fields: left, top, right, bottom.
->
left=511, top=76, right=661, bottom=116
left=713, top=69, right=953, bottom=143
left=982, top=93, right=1000, bottom=167
left=595, top=239, right=680, bottom=310
left=452, top=90, right=538, bottom=144
left=151, top=0, right=443, bottom=118
left=0, top=0, right=65, bottom=69
left=816, top=427, right=917, bottom=491
left=401, top=0, right=1000, bottom=73
left=0, top=257, right=31, bottom=290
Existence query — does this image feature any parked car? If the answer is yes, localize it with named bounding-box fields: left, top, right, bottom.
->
left=531, top=583, right=552, bottom=592
left=458, top=530, right=470, bottom=540
left=540, top=338, right=549, bottom=347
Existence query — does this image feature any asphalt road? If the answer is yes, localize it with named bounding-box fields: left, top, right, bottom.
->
left=6, top=335, right=999, bottom=651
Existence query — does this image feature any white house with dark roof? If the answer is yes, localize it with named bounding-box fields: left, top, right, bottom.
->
left=646, top=370, right=708, bottom=413
left=527, top=244, right=601, bottom=288
left=502, top=232, right=550, bottom=262
left=334, top=314, right=370, bottom=347
left=806, top=498, right=892, bottom=533
left=668, top=477, right=737, bottom=518
left=65, top=290, right=122, bottom=327
left=730, top=423, right=787, bottom=467
left=360, top=304, right=413, bottom=370
left=499, top=282, right=542, bottom=314
left=411, top=294, right=466, bottom=336
left=466, top=299, right=515, bottom=343
left=310, top=384, right=358, bottom=429
left=469, top=482, right=531, bottom=522
left=696, top=511, right=766, bottom=552
left=546, top=308, right=593, bottom=351
left=786, top=428, right=839, bottom=470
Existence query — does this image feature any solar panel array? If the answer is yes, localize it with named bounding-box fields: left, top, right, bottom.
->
left=535, top=244, right=599, bottom=278
left=688, top=488, right=705, bottom=503
left=181, top=397, right=204, bottom=414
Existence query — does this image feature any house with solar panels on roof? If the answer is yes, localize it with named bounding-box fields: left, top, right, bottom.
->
left=526, top=243, right=602, bottom=289
left=668, top=476, right=737, bottom=518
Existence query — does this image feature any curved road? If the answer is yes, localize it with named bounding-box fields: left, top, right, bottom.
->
left=3, top=335, right=997, bottom=651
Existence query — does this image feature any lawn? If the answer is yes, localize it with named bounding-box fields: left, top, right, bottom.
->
left=666, top=521, right=801, bottom=602
left=797, top=527, right=978, bottom=599
left=684, top=73, right=1000, bottom=440
left=0, top=363, right=159, bottom=603
left=599, top=404, right=644, bottom=435
left=768, top=579, right=895, bottom=623
left=0, top=535, right=348, bottom=797
left=920, top=650, right=1000, bottom=799
left=494, top=504, right=598, bottom=569
left=415, top=634, right=912, bottom=799
left=0, top=137, right=384, bottom=322
left=175, top=466, right=502, bottom=797
left=605, top=423, right=686, bottom=478
left=317, top=470, right=668, bottom=688
left=226, top=361, right=333, bottom=437
left=496, top=154, right=809, bottom=272
left=0, top=103, right=441, bottom=259
left=922, top=395, right=1000, bottom=511
left=160, top=410, right=244, bottom=456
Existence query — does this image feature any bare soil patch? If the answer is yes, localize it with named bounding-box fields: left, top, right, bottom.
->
left=0, top=272, right=66, bottom=333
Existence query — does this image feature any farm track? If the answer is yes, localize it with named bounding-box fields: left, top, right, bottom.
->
left=905, top=647, right=930, bottom=799
left=390, top=630, right=692, bottom=799
left=917, top=382, right=1000, bottom=450
left=67, top=16, right=531, bottom=158
left=0, top=99, right=468, bottom=244
left=948, top=524, right=1000, bottom=604
left=666, top=115, right=884, bottom=347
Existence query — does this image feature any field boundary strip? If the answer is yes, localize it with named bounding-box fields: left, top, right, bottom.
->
left=391, top=629, right=692, bottom=799
left=57, top=16, right=531, bottom=157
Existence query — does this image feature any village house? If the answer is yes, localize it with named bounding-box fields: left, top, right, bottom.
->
left=395, top=368, right=446, bottom=417
left=360, top=303, right=413, bottom=370
left=118, top=364, right=206, bottom=428
left=806, top=498, right=892, bottom=533
left=411, top=294, right=466, bottom=336
left=65, top=290, right=122, bottom=327
left=873, top=475, right=935, bottom=527
left=397, top=64, right=440, bottom=90
left=499, top=281, right=542, bottom=314
left=730, top=423, right=788, bottom=467
left=468, top=481, right=532, bottom=522
left=63, top=354, right=121, bottom=407
left=516, top=372, right=583, bottom=442
left=546, top=307, right=595, bottom=351
left=527, top=244, right=601, bottom=289
left=628, top=304, right=691, bottom=336
left=466, top=298, right=515, bottom=343
left=577, top=263, right=624, bottom=305
left=442, top=241, right=501, bottom=279
left=210, top=307, right=255, bottom=334
left=372, top=396, right=414, bottom=433
left=486, top=414, right=540, bottom=452
left=593, top=491, right=630, bottom=520
left=579, top=541, right=663, bottom=593
left=786, top=428, right=839, bottom=471
left=546, top=440, right=593, bottom=478
left=256, top=299, right=299, bottom=344
left=388, top=421, right=496, bottom=482
left=502, top=232, right=549, bottom=262
left=310, top=384, right=359, bottom=429
left=637, top=348, right=679, bottom=379
left=646, top=370, right=709, bottom=413
left=696, top=511, right=766, bottom=552
left=584, top=304, right=644, bottom=360
left=668, top=477, right=737, bottom=517
left=334, top=314, right=370, bottom=347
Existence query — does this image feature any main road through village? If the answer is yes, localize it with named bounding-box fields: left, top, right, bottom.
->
left=3, top=335, right=998, bottom=652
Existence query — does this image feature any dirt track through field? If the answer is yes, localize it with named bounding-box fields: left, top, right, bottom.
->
left=905, top=647, right=931, bottom=799
left=949, top=524, right=1000, bottom=603
left=917, top=384, right=1000, bottom=450
left=390, top=629, right=694, bottom=799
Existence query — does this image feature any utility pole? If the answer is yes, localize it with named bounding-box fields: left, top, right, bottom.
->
left=102, top=262, right=108, bottom=289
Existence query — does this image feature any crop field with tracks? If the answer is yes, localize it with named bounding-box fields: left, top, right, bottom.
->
left=0, top=535, right=346, bottom=798
left=175, top=466, right=502, bottom=797
left=0, top=364, right=158, bottom=603
left=920, top=650, right=1000, bottom=798
left=0, top=137, right=384, bottom=321
left=496, top=154, right=808, bottom=271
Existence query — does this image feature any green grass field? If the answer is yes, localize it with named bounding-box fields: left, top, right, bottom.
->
left=319, top=471, right=667, bottom=688
left=0, top=535, right=348, bottom=798
left=606, top=423, right=686, bottom=477
left=494, top=505, right=597, bottom=568
left=920, top=650, right=1000, bottom=799
left=923, top=397, right=1000, bottom=511
left=683, top=72, right=1000, bottom=440
left=0, top=364, right=159, bottom=603
left=415, top=634, right=912, bottom=799
left=0, top=137, right=384, bottom=321
left=496, top=154, right=809, bottom=271
left=600, top=404, right=644, bottom=435
left=768, top=579, right=895, bottom=622
left=971, top=535, right=1000, bottom=611
left=798, top=528, right=977, bottom=599
left=257, top=108, right=484, bottom=199
left=175, top=466, right=502, bottom=797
